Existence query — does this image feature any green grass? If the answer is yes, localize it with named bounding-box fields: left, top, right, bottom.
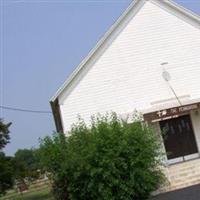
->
left=1, top=187, right=54, bottom=200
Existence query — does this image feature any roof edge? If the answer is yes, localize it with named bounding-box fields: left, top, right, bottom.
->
left=151, top=0, right=200, bottom=27
left=50, top=0, right=146, bottom=102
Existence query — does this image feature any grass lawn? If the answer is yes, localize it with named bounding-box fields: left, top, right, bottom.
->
left=1, top=187, right=54, bottom=200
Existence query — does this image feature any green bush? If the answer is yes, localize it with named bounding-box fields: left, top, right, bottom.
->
left=39, top=113, right=165, bottom=200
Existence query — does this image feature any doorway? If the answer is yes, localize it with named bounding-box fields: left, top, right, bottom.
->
left=160, top=115, right=198, bottom=161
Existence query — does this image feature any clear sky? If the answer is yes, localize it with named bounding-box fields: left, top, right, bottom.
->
left=1, top=0, right=200, bottom=155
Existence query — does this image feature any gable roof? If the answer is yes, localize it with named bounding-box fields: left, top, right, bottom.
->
left=50, top=0, right=200, bottom=132
left=51, top=0, right=200, bottom=103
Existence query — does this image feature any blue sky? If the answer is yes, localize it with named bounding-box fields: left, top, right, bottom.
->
left=1, top=0, right=200, bottom=155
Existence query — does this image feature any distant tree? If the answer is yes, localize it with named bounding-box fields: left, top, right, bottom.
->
left=0, top=153, right=14, bottom=196
left=0, top=120, right=13, bottom=196
left=0, top=119, right=12, bottom=150
left=13, top=149, right=40, bottom=180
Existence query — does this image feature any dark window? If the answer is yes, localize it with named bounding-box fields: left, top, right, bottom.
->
left=160, top=115, right=198, bottom=160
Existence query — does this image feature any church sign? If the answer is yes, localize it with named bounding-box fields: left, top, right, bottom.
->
left=143, top=102, right=200, bottom=122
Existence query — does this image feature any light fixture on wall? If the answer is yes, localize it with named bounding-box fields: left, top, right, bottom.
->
left=161, top=62, right=171, bottom=82
left=160, top=62, right=182, bottom=106
left=162, top=70, right=171, bottom=82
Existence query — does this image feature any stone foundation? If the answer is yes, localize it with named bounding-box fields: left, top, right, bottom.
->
left=158, top=158, right=200, bottom=193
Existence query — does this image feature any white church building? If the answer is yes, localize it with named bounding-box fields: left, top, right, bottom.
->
left=51, top=0, right=200, bottom=192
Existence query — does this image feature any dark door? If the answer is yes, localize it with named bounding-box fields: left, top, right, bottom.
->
left=160, top=115, right=198, bottom=160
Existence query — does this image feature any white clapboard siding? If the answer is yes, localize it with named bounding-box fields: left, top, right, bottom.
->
left=58, top=1, right=200, bottom=132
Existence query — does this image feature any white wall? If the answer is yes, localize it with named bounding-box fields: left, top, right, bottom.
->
left=59, top=1, right=200, bottom=132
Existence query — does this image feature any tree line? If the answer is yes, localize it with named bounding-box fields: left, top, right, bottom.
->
left=0, top=119, right=42, bottom=196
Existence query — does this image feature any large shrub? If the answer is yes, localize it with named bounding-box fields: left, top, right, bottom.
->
left=39, top=113, right=165, bottom=200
